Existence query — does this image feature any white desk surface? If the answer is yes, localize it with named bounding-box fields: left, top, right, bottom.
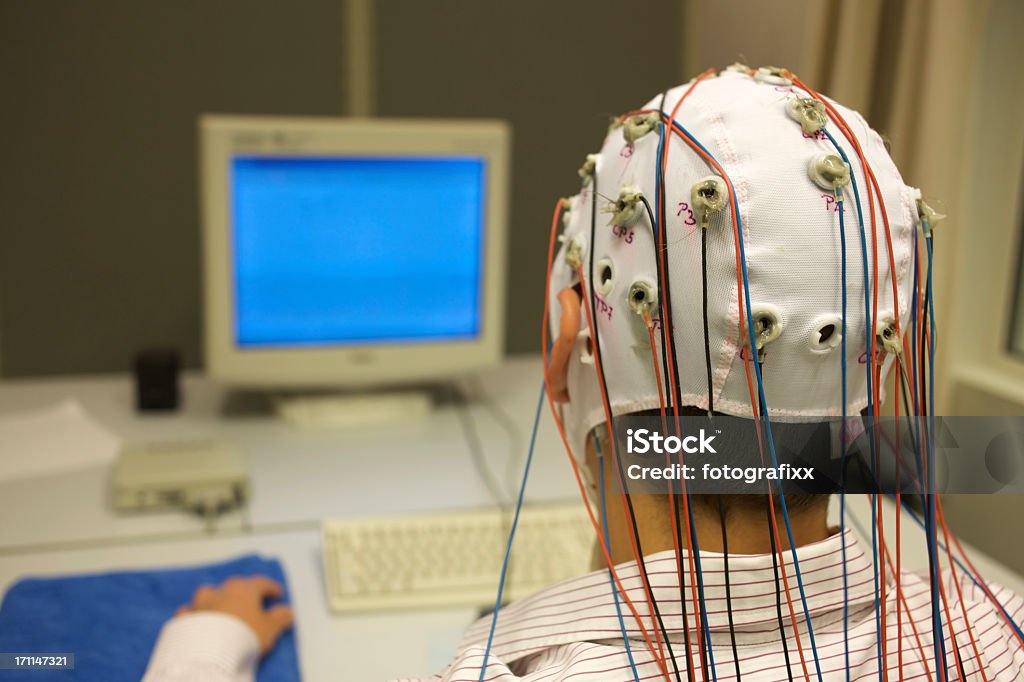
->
left=0, top=355, right=1021, bottom=681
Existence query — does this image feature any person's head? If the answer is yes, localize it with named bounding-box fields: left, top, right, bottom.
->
left=544, top=66, right=930, bottom=556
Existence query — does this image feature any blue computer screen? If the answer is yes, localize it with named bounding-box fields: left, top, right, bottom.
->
left=231, top=155, right=486, bottom=347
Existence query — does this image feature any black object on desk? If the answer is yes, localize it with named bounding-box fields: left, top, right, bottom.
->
left=133, top=349, right=180, bottom=411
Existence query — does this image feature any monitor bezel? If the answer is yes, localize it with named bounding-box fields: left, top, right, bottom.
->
left=200, top=115, right=510, bottom=387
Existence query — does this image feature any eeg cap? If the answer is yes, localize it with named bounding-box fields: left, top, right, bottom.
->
left=549, top=69, right=920, bottom=457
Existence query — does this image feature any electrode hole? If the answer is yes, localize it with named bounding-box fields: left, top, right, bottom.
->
left=808, top=315, right=843, bottom=352
left=627, top=279, right=658, bottom=315
left=578, top=330, right=595, bottom=364
left=595, top=257, right=615, bottom=295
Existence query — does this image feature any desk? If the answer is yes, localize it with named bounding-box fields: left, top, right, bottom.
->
left=0, top=356, right=575, bottom=680
left=1, top=356, right=1022, bottom=680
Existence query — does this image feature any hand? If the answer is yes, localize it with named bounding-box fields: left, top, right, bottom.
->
left=176, top=575, right=294, bottom=655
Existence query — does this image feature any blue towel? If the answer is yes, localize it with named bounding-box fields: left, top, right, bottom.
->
left=0, top=554, right=300, bottom=681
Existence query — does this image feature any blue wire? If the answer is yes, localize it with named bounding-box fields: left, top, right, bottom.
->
left=594, top=436, right=642, bottom=682
left=683, top=489, right=718, bottom=680
left=477, top=381, right=547, bottom=681
left=846, top=498, right=1023, bottom=680
left=893, top=494, right=1024, bottom=643
left=841, top=504, right=893, bottom=676
left=843, top=508, right=934, bottom=682
left=908, top=226, right=923, bottom=475
left=924, top=231, right=938, bottom=342
left=910, top=226, right=921, bottom=422
left=656, top=118, right=719, bottom=682
left=923, top=221, right=948, bottom=679
left=904, top=229, right=942, bottom=680
left=909, top=219, right=946, bottom=675
left=891, top=216, right=945, bottom=679
left=821, top=130, right=874, bottom=419
left=837, top=187, right=851, bottom=682
left=821, top=129, right=885, bottom=681
left=899, top=224, right=945, bottom=680
left=869, top=493, right=883, bottom=679
left=669, top=118, right=825, bottom=682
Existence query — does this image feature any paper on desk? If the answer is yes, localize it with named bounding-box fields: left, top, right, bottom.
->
left=0, top=400, right=120, bottom=483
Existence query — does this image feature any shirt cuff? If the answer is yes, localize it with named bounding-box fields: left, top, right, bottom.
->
left=145, top=611, right=261, bottom=680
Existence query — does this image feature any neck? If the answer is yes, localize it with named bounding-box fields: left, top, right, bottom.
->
left=586, top=436, right=833, bottom=567
left=599, top=494, right=832, bottom=566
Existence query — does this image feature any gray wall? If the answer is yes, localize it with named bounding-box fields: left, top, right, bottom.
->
left=0, top=1, right=344, bottom=376
left=374, top=0, right=684, bottom=356
left=0, top=0, right=683, bottom=376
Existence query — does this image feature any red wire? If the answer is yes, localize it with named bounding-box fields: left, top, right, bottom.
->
left=895, top=411, right=904, bottom=676
left=655, top=67, right=716, bottom=679
left=917, top=239, right=958, bottom=681
left=642, top=311, right=696, bottom=673
left=872, top=367, right=890, bottom=682
left=938, top=503, right=990, bottom=680
left=933, top=536, right=968, bottom=681
left=815, top=102, right=890, bottom=681
left=540, top=200, right=673, bottom=681
left=880, top=540, right=932, bottom=677
left=917, top=348, right=949, bottom=682
left=575, top=263, right=678, bottom=675
left=656, top=68, right=714, bottom=413
left=788, top=73, right=913, bottom=682
left=641, top=305, right=688, bottom=670
left=642, top=313, right=669, bottom=433
left=551, top=70, right=973, bottom=681
left=657, top=109, right=815, bottom=682
left=937, top=498, right=1024, bottom=651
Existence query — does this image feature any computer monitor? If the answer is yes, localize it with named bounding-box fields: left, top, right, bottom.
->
left=199, top=115, right=510, bottom=387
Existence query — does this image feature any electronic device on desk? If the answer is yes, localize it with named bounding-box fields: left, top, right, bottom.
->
left=112, top=439, right=248, bottom=519
left=133, top=349, right=180, bottom=412
left=199, top=115, right=510, bottom=428
left=320, top=502, right=594, bottom=612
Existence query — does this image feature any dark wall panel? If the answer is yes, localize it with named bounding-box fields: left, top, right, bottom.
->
left=374, top=0, right=684, bottom=354
left=0, top=1, right=343, bottom=376
left=1, top=1, right=684, bottom=375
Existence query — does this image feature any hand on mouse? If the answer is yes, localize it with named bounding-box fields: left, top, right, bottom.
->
left=175, top=575, right=294, bottom=655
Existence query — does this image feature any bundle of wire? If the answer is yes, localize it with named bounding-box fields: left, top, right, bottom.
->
left=472, top=65, right=1024, bottom=681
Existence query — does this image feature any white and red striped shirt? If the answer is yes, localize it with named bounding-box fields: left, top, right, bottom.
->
left=398, top=529, right=1024, bottom=681
left=144, top=529, right=1024, bottom=681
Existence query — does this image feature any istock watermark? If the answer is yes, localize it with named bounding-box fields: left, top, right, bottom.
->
left=604, top=414, right=1024, bottom=496
left=625, top=428, right=718, bottom=455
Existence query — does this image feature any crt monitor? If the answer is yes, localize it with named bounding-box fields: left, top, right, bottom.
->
left=199, top=115, right=510, bottom=387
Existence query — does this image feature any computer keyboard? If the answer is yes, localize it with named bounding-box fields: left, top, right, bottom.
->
left=321, top=502, right=595, bottom=612
left=274, top=391, right=432, bottom=429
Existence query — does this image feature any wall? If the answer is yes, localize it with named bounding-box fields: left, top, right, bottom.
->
left=0, top=0, right=685, bottom=375
left=373, top=0, right=684, bottom=355
left=0, top=1, right=344, bottom=376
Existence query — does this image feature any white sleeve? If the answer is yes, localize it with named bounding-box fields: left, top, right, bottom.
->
left=142, top=612, right=261, bottom=682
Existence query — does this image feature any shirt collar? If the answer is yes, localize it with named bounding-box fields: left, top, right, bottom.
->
left=460, top=528, right=879, bottom=663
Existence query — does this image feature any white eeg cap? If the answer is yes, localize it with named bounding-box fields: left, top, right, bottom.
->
left=549, top=69, right=919, bottom=459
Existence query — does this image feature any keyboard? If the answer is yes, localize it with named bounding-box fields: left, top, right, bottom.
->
left=274, top=391, right=432, bottom=429
left=321, top=502, right=595, bottom=612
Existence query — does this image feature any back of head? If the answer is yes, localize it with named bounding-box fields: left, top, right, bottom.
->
left=547, top=66, right=925, bottom=458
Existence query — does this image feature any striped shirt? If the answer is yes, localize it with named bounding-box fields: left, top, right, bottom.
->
left=400, top=529, right=1024, bottom=681
left=144, top=529, right=1024, bottom=681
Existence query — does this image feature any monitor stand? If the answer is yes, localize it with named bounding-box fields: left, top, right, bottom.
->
left=271, top=389, right=434, bottom=429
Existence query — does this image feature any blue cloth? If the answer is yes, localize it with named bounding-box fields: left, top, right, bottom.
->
left=0, top=554, right=300, bottom=681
